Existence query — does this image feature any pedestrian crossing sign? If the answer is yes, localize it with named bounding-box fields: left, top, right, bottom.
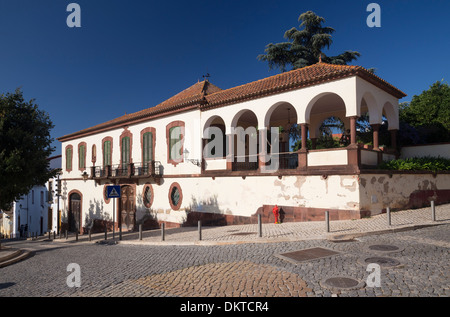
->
left=106, top=185, right=121, bottom=198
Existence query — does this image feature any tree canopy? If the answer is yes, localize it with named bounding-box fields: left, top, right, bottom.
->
left=0, top=89, right=56, bottom=210
left=258, top=11, right=360, bottom=72
left=399, top=80, right=450, bottom=144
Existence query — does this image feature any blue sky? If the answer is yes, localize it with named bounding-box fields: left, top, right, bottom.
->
left=1, top=0, right=449, bottom=156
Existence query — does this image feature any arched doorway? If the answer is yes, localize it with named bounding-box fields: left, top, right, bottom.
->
left=68, top=192, right=82, bottom=233
left=231, top=110, right=259, bottom=171
left=120, top=185, right=136, bottom=232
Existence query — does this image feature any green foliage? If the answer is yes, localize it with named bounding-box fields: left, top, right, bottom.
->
left=0, top=89, right=56, bottom=210
left=258, top=11, right=360, bottom=72
left=399, top=81, right=450, bottom=144
left=379, top=157, right=450, bottom=172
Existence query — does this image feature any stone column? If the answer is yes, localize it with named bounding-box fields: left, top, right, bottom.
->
left=349, top=116, right=358, bottom=146
left=258, top=128, right=267, bottom=170
left=297, top=124, right=308, bottom=171
left=226, top=134, right=234, bottom=171
left=301, top=123, right=308, bottom=150
left=371, top=124, right=381, bottom=150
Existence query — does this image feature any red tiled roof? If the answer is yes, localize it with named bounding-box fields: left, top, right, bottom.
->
left=204, top=62, right=406, bottom=108
left=58, top=63, right=406, bottom=141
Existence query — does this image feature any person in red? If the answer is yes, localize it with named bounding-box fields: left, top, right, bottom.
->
left=272, top=205, right=280, bottom=224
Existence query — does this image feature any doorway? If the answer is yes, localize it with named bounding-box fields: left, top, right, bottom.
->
left=68, top=192, right=81, bottom=233
left=120, top=185, right=135, bottom=231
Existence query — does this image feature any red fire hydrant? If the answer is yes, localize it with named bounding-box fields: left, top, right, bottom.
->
left=272, top=205, right=280, bottom=224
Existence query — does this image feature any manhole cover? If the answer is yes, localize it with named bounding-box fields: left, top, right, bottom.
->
left=364, top=256, right=401, bottom=268
left=369, top=245, right=399, bottom=251
left=320, top=276, right=365, bottom=291
left=276, top=247, right=340, bottom=264
left=366, top=244, right=404, bottom=253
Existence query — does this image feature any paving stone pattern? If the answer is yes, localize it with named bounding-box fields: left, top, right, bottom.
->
left=0, top=223, right=448, bottom=297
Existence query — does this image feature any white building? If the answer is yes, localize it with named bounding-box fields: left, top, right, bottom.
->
left=1, top=155, right=62, bottom=238
left=56, top=62, right=450, bottom=233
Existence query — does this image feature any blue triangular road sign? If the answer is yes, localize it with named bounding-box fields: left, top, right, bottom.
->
left=107, top=185, right=121, bottom=198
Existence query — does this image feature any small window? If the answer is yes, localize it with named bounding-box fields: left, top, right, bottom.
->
left=169, top=126, right=182, bottom=161
left=66, top=146, right=73, bottom=171
left=92, top=144, right=97, bottom=164
left=143, top=184, right=153, bottom=208
left=168, top=182, right=182, bottom=210
left=79, top=144, right=86, bottom=170
left=143, top=132, right=153, bottom=164
left=122, top=136, right=130, bottom=166
left=103, top=140, right=111, bottom=167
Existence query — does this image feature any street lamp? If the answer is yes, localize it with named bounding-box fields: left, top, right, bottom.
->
left=183, top=149, right=202, bottom=167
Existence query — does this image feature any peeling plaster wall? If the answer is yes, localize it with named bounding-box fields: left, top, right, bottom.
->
left=61, top=174, right=363, bottom=228
left=359, top=173, right=450, bottom=215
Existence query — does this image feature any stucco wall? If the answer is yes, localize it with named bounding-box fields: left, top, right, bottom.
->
left=359, top=173, right=450, bottom=215
left=61, top=174, right=362, bottom=229
left=400, top=143, right=450, bottom=159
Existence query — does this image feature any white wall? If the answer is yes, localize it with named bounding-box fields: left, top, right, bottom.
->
left=400, top=143, right=450, bottom=159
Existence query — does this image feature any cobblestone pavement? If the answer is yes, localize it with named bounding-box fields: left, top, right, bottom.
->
left=0, top=222, right=448, bottom=298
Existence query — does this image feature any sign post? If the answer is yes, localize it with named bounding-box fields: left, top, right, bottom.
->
left=106, top=185, right=121, bottom=241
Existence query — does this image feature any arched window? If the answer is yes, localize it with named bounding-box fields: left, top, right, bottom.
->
left=121, top=136, right=131, bottom=166
left=65, top=145, right=73, bottom=172
left=102, top=138, right=112, bottom=167
left=78, top=142, right=86, bottom=170
left=91, top=144, right=97, bottom=164
left=166, top=121, right=185, bottom=166
left=142, top=132, right=153, bottom=164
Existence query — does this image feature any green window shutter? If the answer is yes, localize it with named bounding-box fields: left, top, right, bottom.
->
left=103, top=141, right=111, bottom=166
left=66, top=147, right=72, bottom=170
left=143, top=132, right=153, bottom=163
left=79, top=145, right=85, bottom=169
left=122, top=137, right=130, bottom=165
left=169, top=126, right=181, bottom=160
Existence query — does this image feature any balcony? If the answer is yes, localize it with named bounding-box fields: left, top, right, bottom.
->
left=91, top=161, right=162, bottom=181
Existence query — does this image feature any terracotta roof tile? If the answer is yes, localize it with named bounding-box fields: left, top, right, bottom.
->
left=204, top=62, right=406, bottom=108
left=58, top=63, right=406, bottom=141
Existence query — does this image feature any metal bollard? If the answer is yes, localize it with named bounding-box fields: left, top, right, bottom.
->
left=104, top=226, right=107, bottom=240
left=198, top=220, right=202, bottom=241
left=431, top=200, right=436, bottom=221
left=48, top=231, right=51, bottom=240
left=325, top=211, right=330, bottom=233
left=89, top=229, right=92, bottom=241
left=75, top=230, right=78, bottom=242
left=258, top=214, right=262, bottom=238
left=139, top=224, right=143, bottom=241
left=65, top=230, right=68, bottom=240
left=161, top=223, right=165, bottom=241
left=387, top=207, right=391, bottom=226
left=53, top=231, right=56, bottom=240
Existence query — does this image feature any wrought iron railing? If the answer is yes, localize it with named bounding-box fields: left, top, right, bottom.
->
left=92, top=161, right=162, bottom=179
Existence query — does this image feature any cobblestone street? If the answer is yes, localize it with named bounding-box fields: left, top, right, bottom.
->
left=0, top=222, right=448, bottom=299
